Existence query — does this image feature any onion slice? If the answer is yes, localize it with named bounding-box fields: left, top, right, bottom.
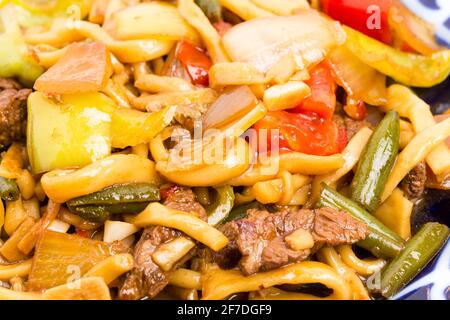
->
left=222, top=10, right=346, bottom=73
left=203, top=86, right=257, bottom=130
left=327, top=45, right=387, bottom=106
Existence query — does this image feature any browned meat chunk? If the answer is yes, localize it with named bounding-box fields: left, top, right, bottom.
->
left=119, top=187, right=205, bottom=300
left=333, top=113, right=371, bottom=141
left=0, top=78, right=31, bottom=147
left=401, top=161, right=427, bottom=200
left=215, top=208, right=368, bottom=275
left=162, top=186, right=207, bottom=220
left=119, top=226, right=184, bottom=300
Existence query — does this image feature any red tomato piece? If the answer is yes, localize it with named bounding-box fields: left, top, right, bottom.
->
left=253, top=111, right=341, bottom=156
left=175, top=41, right=212, bottom=86
left=291, top=62, right=337, bottom=119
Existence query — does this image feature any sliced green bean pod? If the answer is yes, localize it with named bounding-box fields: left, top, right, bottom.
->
left=68, top=202, right=150, bottom=223
left=206, top=186, right=235, bottom=226
left=0, top=176, right=20, bottom=201
left=381, top=222, right=449, bottom=298
left=351, top=110, right=400, bottom=212
left=317, top=184, right=405, bottom=258
left=67, top=183, right=160, bottom=207
left=195, top=0, right=222, bottom=23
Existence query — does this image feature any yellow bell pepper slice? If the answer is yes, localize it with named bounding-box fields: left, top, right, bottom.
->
left=27, top=91, right=112, bottom=174
left=110, top=105, right=176, bottom=149
left=344, top=26, right=450, bottom=88
left=2, top=1, right=92, bottom=27
left=28, top=91, right=176, bottom=173
left=0, top=6, right=44, bottom=86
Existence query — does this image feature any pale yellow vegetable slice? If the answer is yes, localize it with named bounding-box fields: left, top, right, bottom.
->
left=103, top=220, right=139, bottom=243
left=111, top=2, right=200, bottom=44
left=220, top=0, right=274, bottom=20
left=375, top=188, right=413, bottom=240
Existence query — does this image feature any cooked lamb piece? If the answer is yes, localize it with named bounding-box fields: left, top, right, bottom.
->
left=214, top=207, right=368, bottom=275
left=401, top=161, right=427, bottom=200
left=333, top=113, right=371, bottom=141
left=119, top=187, right=205, bottom=300
left=0, top=78, right=31, bottom=147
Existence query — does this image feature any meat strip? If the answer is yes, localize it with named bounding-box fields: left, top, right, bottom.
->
left=401, top=161, right=427, bottom=200
left=215, top=207, right=368, bottom=275
left=0, top=78, right=31, bottom=147
left=119, top=187, right=205, bottom=300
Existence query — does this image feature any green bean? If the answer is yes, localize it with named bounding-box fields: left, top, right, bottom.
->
left=0, top=176, right=20, bottom=201
left=67, top=202, right=150, bottom=223
left=317, top=184, right=405, bottom=258
left=67, top=183, right=160, bottom=222
left=381, top=223, right=449, bottom=298
left=351, top=110, right=400, bottom=212
left=206, top=186, right=235, bottom=226
left=195, top=0, right=222, bottom=22
left=67, top=183, right=160, bottom=207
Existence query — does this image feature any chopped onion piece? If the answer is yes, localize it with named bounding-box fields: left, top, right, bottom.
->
left=203, top=86, right=257, bottom=130
left=111, top=2, right=200, bottom=44
left=103, top=220, right=139, bottom=243
left=222, top=11, right=346, bottom=73
left=327, top=45, right=387, bottom=106
left=34, top=42, right=113, bottom=94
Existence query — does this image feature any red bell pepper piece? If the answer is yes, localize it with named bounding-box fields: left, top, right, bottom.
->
left=321, top=0, right=393, bottom=45
left=176, top=41, right=212, bottom=86
left=291, top=62, right=337, bottom=120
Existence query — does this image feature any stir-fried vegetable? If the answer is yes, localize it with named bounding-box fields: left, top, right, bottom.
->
left=291, top=62, right=336, bottom=119
left=374, top=188, right=413, bottom=240
left=194, top=0, right=222, bottom=23
left=27, top=92, right=110, bottom=172
left=34, top=42, right=113, bottom=94
left=388, top=2, right=444, bottom=55
left=253, top=111, right=343, bottom=156
left=381, top=223, right=449, bottom=298
left=317, top=184, right=404, bottom=258
left=223, top=201, right=264, bottom=223
left=110, top=2, right=200, bottom=44
left=27, top=92, right=112, bottom=174
left=0, top=177, right=20, bottom=201
left=0, top=6, right=44, bottom=86
left=28, top=230, right=120, bottom=291
left=67, top=183, right=160, bottom=222
left=206, top=186, right=235, bottom=226
left=222, top=10, right=346, bottom=73
left=2, top=0, right=91, bottom=27
left=321, top=0, right=393, bottom=44
left=327, top=45, right=387, bottom=106
left=203, top=86, right=257, bottom=130
left=344, top=26, right=450, bottom=88
left=351, top=110, right=400, bottom=212
left=176, top=41, right=212, bottom=86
